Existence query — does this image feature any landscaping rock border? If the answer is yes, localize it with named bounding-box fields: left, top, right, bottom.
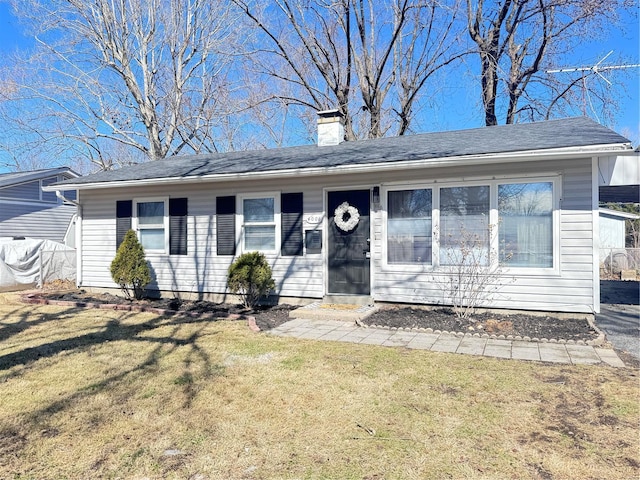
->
left=362, top=321, right=607, bottom=346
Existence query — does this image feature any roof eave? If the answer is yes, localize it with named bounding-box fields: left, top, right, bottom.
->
left=44, top=142, right=632, bottom=192
left=1, top=167, right=80, bottom=189
left=598, top=207, right=640, bottom=219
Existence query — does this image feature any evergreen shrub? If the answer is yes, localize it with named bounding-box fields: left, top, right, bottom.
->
left=110, top=230, right=152, bottom=300
left=227, top=251, right=275, bottom=309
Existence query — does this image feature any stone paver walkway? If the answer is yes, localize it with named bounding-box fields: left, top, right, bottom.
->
left=270, top=318, right=626, bottom=367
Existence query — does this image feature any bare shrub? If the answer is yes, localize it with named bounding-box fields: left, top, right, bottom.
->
left=434, top=224, right=515, bottom=319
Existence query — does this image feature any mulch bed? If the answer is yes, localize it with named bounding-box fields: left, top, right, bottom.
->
left=23, top=290, right=601, bottom=343
left=364, top=306, right=600, bottom=343
left=23, top=290, right=297, bottom=332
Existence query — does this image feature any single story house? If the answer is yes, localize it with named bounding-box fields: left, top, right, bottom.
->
left=46, top=114, right=633, bottom=314
left=0, top=167, right=79, bottom=246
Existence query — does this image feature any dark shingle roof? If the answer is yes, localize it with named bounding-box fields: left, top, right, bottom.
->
left=53, top=117, right=630, bottom=188
left=0, top=167, right=78, bottom=188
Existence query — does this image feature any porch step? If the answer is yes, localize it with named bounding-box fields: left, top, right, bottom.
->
left=322, top=295, right=373, bottom=305
left=289, top=302, right=378, bottom=323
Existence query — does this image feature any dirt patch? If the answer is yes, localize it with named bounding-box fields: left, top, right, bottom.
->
left=364, top=306, right=600, bottom=343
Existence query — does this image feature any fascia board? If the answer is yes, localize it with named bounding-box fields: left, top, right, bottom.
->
left=598, top=207, right=640, bottom=219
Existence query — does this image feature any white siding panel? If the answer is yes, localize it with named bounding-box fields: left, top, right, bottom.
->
left=372, top=158, right=596, bottom=313
left=557, top=161, right=595, bottom=310
left=79, top=157, right=597, bottom=312
left=79, top=182, right=327, bottom=299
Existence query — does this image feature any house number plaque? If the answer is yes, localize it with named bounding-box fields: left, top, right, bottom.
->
left=304, top=214, right=323, bottom=226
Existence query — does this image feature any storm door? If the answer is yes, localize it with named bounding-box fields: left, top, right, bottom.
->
left=327, top=190, right=371, bottom=295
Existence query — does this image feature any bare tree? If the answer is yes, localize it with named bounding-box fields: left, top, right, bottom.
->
left=0, top=0, right=243, bottom=171
left=466, top=0, right=627, bottom=126
left=233, top=0, right=463, bottom=140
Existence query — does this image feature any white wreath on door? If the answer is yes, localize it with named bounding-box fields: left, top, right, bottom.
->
left=334, top=201, right=360, bottom=232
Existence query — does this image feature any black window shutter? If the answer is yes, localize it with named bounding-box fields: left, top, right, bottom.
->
left=281, top=192, right=303, bottom=256
left=169, top=198, right=188, bottom=255
left=116, top=200, right=132, bottom=249
left=216, top=196, right=236, bottom=255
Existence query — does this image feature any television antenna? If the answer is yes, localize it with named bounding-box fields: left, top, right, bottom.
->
left=546, top=51, right=640, bottom=85
left=545, top=51, right=640, bottom=120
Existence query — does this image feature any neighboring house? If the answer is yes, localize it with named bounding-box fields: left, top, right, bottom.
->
left=599, top=208, right=639, bottom=251
left=0, top=167, right=79, bottom=246
left=47, top=115, right=633, bottom=314
left=598, top=208, right=639, bottom=276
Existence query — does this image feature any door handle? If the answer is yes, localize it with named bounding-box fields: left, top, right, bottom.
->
left=363, top=238, right=371, bottom=258
left=363, top=238, right=371, bottom=256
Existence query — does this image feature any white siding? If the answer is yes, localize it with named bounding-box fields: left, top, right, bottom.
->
left=599, top=215, right=626, bottom=249
left=80, top=179, right=328, bottom=300
left=79, top=157, right=597, bottom=312
left=370, top=158, right=596, bottom=313
left=598, top=153, right=640, bottom=186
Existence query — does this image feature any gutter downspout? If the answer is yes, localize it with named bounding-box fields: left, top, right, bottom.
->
left=56, top=191, right=82, bottom=289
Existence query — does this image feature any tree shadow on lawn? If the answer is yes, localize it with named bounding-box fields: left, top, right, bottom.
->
left=0, top=306, right=225, bottom=431
left=0, top=304, right=66, bottom=344
left=0, top=307, right=220, bottom=371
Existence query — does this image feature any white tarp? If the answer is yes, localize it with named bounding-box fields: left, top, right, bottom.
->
left=0, top=237, right=76, bottom=292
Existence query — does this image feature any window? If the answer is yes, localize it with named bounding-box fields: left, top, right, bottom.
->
left=135, top=199, right=168, bottom=252
left=440, top=186, right=490, bottom=266
left=384, top=179, right=557, bottom=271
left=41, top=178, right=58, bottom=203
left=387, top=189, right=432, bottom=264
left=498, top=182, right=553, bottom=268
left=242, top=196, right=277, bottom=251
left=117, top=198, right=187, bottom=254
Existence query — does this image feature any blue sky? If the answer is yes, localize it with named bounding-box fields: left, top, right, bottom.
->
left=0, top=3, right=27, bottom=56
left=0, top=1, right=638, bottom=174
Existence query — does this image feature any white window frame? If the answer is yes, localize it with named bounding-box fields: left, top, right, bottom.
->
left=381, top=174, right=561, bottom=275
left=384, top=186, right=434, bottom=267
left=238, top=192, right=281, bottom=254
left=438, top=182, right=493, bottom=269
left=495, top=176, right=560, bottom=275
left=132, top=197, right=169, bottom=254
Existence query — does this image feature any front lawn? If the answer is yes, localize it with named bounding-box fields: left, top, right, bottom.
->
left=0, top=294, right=637, bottom=479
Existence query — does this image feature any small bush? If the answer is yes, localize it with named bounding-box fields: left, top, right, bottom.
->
left=110, top=230, right=152, bottom=300
left=434, top=224, right=515, bottom=319
left=227, top=252, right=275, bottom=309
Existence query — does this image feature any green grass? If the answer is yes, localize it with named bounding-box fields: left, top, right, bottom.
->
left=0, top=293, right=638, bottom=479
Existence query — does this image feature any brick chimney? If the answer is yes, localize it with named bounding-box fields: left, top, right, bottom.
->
left=317, top=109, right=345, bottom=146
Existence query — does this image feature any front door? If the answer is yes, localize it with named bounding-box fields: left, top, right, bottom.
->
left=327, top=190, right=371, bottom=295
